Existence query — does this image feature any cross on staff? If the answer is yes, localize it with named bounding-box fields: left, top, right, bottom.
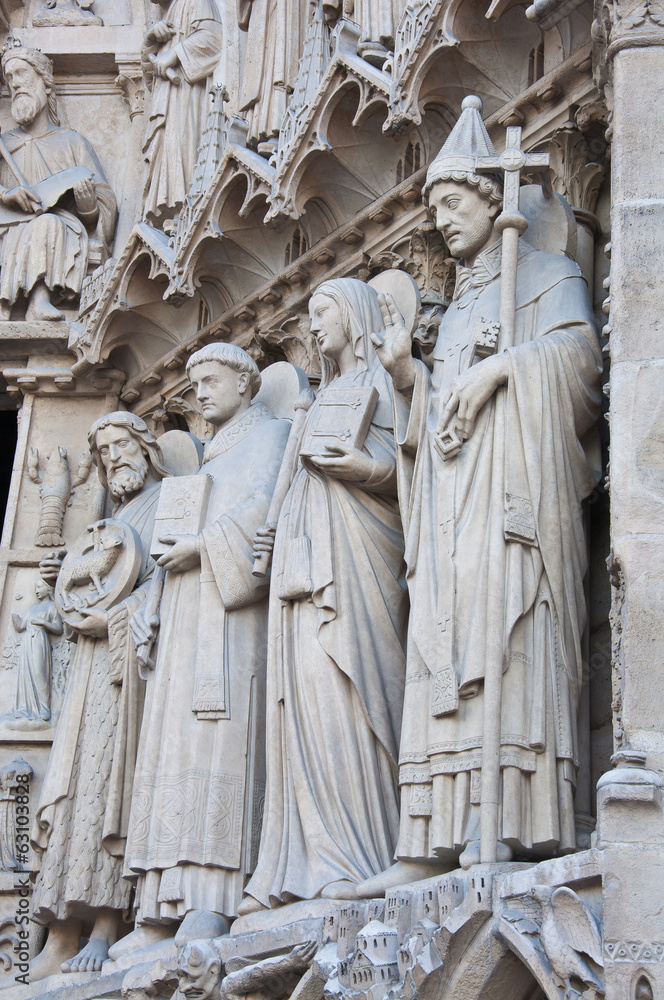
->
left=472, top=124, right=551, bottom=865
left=475, top=126, right=551, bottom=347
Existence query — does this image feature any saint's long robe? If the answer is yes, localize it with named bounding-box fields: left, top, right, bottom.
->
left=124, top=404, right=289, bottom=922
left=245, top=361, right=408, bottom=906
left=394, top=241, right=602, bottom=860
left=0, top=126, right=116, bottom=305
left=142, top=0, right=223, bottom=223
left=238, top=0, right=310, bottom=144
left=31, top=484, right=160, bottom=924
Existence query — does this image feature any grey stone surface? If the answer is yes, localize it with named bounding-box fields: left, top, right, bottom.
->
left=0, top=0, right=659, bottom=997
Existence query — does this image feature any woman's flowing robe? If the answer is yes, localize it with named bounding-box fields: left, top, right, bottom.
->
left=246, top=360, right=409, bottom=905
left=12, top=599, right=62, bottom=722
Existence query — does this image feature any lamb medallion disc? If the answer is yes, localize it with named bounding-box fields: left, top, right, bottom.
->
left=54, top=518, right=142, bottom=626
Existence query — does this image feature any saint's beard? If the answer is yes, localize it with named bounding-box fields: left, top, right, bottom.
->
left=446, top=209, right=495, bottom=261
left=11, top=93, right=41, bottom=126
left=107, top=457, right=149, bottom=500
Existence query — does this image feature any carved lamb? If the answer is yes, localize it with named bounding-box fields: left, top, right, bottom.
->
left=58, top=525, right=124, bottom=607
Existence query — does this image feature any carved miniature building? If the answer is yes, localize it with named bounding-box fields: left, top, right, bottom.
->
left=0, top=0, right=660, bottom=998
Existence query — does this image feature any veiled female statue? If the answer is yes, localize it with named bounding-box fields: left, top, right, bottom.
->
left=241, top=278, right=408, bottom=910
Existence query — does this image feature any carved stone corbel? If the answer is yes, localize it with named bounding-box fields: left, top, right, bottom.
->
left=115, top=59, right=145, bottom=121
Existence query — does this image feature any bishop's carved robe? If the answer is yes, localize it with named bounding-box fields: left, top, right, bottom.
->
left=142, top=0, right=223, bottom=223
left=124, top=404, right=289, bottom=921
left=31, top=485, right=160, bottom=924
left=395, top=242, right=602, bottom=860
left=0, top=126, right=116, bottom=307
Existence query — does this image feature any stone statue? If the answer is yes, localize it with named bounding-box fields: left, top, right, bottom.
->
left=0, top=43, right=117, bottom=322
left=0, top=757, right=33, bottom=872
left=361, top=97, right=602, bottom=893
left=238, top=0, right=309, bottom=153
left=28, top=413, right=170, bottom=980
left=524, top=885, right=604, bottom=995
left=9, top=576, right=62, bottom=728
left=141, top=0, right=223, bottom=225
left=115, top=344, right=290, bottom=958
left=175, top=938, right=317, bottom=1000
left=354, top=0, right=405, bottom=66
left=32, top=1, right=104, bottom=26
left=240, top=278, right=408, bottom=913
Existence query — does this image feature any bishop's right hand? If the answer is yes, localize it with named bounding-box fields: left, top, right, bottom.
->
left=371, top=292, right=416, bottom=391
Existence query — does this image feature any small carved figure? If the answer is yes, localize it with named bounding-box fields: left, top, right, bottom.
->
left=241, top=278, right=409, bottom=913
left=32, top=0, right=103, bottom=26
left=0, top=757, right=33, bottom=872
left=0, top=43, right=117, bottom=321
left=141, top=0, right=223, bottom=225
left=29, top=413, right=170, bottom=981
left=238, top=0, right=310, bottom=152
left=176, top=938, right=318, bottom=1000
left=526, top=886, right=604, bottom=996
left=9, top=577, right=62, bottom=727
left=28, top=447, right=93, bottom=547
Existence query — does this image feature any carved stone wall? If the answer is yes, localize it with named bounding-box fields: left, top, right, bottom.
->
left=0, top=0, right=658, bottom=997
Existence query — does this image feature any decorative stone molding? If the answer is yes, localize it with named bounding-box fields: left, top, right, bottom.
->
left=266, top=14, right=391, bottom=222
left=384, top=0, right=453, bottom=133
left=2, top=366, right=126, bottom=399
left=593, top=0, right=664, bottom=74
left=537, top=122, right=608, bottom=215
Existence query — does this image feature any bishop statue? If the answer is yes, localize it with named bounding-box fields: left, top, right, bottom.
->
left=362, top=96, right=603, bottom=893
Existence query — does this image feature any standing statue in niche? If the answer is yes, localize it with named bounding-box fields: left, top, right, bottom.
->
left=114, top=344, right=290, bottom=959
left=238, top=0, right=309, bottom=153
left=28, top=413, right=169, bottom=981
left=240, top=278, right=409, bottom=913
left=0, top=43, right=117, bottom=322
left=9, top=576, right=62, bottom=729
left=142, top=0, right=223, bottom=226
left=359, top=97, right=602, bottom=894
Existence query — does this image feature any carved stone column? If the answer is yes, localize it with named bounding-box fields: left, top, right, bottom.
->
left=594, top=3, right=664, bottom=997
left=596, top=0, right=664, bottom=772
